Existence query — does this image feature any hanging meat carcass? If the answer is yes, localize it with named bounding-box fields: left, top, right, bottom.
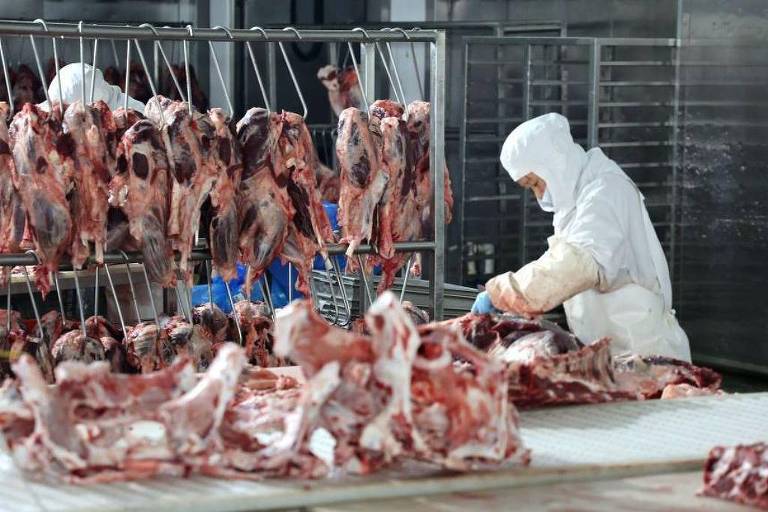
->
left=110, top=118, right=175, bottom=286
left=63, top=100, right=118, bottom=267
left=0, top=102, right=24, bottom=264
left=336, top=107, right=389, bottom=264
left=10, top=103, right=75, bottom=295
left=207, top=108, right=243, bottom=281
left=274, top=111, right=335, bottom=296
left=236, top=107, right=292, bottom=296
left=317, top=65, right=365, bottom=117
left=144, top=95, right=219, bottom=282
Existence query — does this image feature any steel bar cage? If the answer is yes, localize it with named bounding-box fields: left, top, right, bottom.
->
left=0, top=20, right=448, bottom=320
left=459, top=36, right=681, bottom=291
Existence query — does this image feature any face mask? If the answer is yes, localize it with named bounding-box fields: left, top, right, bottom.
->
left=536, top=188, right=554, bottom=212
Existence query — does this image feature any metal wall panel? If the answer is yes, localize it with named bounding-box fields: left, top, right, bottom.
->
left=675, top=0, right=768, bottom=373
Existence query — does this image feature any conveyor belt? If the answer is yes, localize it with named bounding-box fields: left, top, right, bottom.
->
left=1, top=393, right=765, bottom=512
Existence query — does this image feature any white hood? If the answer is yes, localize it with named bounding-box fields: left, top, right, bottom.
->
left=39, top=62, right=145, bottom=112
left=500, top=113, right=588, bottom=230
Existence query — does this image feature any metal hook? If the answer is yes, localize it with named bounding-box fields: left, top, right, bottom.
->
left=78, top=21, right=86, bottom=106
left=357, top=255, right=375, bottom=307
left=71, top=267, right=88, bottom=338
left=258, top=275, right=275, bottom=320
left=346, top=40, right=368, bottom=107
left=141, top=262, right=160, bottom=327
left=210, top=26, right=234, bottom=117
left=123, top=36, right=131, bottom=111
left=28, top=21, right=51, bottom=109
left=110, top=39, right=120, bottom=70
left=52, top=272, right=66, bottom=322
left=391, top=27, right=423, bottom=100
left=245, top=26, right=271, bottom=113
left=374, top=40, right=402, bottom=104
left=0, top=39, right=13, bottom=118
left=33, top=19, right=63, bottom=115
left=93, top=264, right=100, bottom=317
left=331, top=256, right=352, bottom=327
left=183, top=25, right=193, bottom=113
left=21, top=267, right=43, bottom=339
left=133, top=38, right=158, bottom=99
left=140, top=23, right=185, bottom=102
left=89, top=35, right=98, bottom=103
left=400, top=256, right=413, bottom=303
left=120, top=251, right=142, bottom=323
left=381, top=28, right=407, bottom=105
left=279, top=27, right=307, bottom=118
left=5, top=272, right=11, bottom=334
left=103, top=264, right=128, bottom=340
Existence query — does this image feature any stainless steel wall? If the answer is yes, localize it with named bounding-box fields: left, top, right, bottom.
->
left=675, top=0, right=768, bottom=373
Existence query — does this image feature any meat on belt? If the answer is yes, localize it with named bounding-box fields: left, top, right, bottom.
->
left=0, top=85, right=724, bottom=487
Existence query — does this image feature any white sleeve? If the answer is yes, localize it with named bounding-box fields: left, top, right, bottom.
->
left=513, top=237, right=600, bottom=312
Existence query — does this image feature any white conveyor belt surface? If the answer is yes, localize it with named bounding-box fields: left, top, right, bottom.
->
left=0, top=392, right=765, bottom=512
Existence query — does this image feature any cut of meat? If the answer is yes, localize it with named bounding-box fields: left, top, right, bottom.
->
left=123, top=322, right=173, bottom=374
left=163, top=315, right=214, bottom=371
left=275, top=291, right=528, bottom=473
left=336, top=107, right=388, bottom=260
left=235, top=107, right=292, bottom=295
left=232, top=300, right=282, bottom=367
left=207, top=108, right=243, bottom=281
left=443, top=312, right=722, bottom=408
left=51, top=330, right=106, bottom=366
left=9, top=103, right=75, bottom=295
left=701, top=443, right=768, bottom=510
left=110, top=118, right=175, bottom=286
left=192, top=303, right=229, bottom=345
left=63, top=100, right=118, bottom=267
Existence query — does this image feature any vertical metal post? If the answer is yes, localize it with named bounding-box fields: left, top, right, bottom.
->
left=458, top=40, right=469, bottom=285
left=520, top=43, right=532, bottom=266
left=362, top=42, right=376, bottom=105
left=670, top=39, right=682, bottom=288
left=267, top=42, right=277, bottom=111
left=430, top=30, right=446, bottom=320
left=587, top=39, right=600, bottom=148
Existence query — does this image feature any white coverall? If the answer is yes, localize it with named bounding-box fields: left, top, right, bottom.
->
left=39, top=62, right=146, bottom=112
left=487, top=113, right=691, bottom=361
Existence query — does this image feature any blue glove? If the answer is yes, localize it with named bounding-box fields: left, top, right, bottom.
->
left=471, top=291, right=499, bottom=314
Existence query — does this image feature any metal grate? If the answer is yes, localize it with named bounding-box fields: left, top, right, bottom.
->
left=460, top=37, right=680, bottom=288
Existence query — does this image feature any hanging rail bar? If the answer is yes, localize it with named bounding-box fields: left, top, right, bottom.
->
left=0, top=21, right=437, bottom=42
left=0, top=242, right=436, bottom=267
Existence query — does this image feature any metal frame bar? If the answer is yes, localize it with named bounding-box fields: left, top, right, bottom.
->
left=460, top=35, right=684, bottom=288
left=0, top=19, right=448, bottom=320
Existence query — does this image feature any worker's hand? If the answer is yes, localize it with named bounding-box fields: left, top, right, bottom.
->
left=470, top=291, right=501, bottom=314
left=485, top=272, right=541, bottom=317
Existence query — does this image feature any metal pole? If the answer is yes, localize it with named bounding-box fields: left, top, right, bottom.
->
left=430, top=31, right=446, bottom=320
left=521, top=43, right=532, bottom=266
left=267, top=43, right=277, bottom=110
left=587, top=39, right=600, bottom=148
left=362, top=42, right=376, bottom=105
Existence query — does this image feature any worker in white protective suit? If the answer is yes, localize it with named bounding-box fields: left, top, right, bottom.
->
left=471, top=113, right=691, bottom=361
left=39, top=62, right=146, bottom=112
left=40, top=62, right=158, bottom=324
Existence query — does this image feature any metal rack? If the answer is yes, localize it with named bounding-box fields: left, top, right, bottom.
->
left=0, top=20, right=448, bottom=320
left=459, top=36, right=680, bottom=288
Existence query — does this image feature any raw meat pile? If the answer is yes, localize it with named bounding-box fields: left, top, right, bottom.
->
left=0, top=292, right=528, bottom=483
left=0, top=300, right=276, bottom=382
left=336, top=99, right=454, bottom=292
left=701, top=442, right=768, bottom=509
left=439, top=313, right=722, bottom=408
